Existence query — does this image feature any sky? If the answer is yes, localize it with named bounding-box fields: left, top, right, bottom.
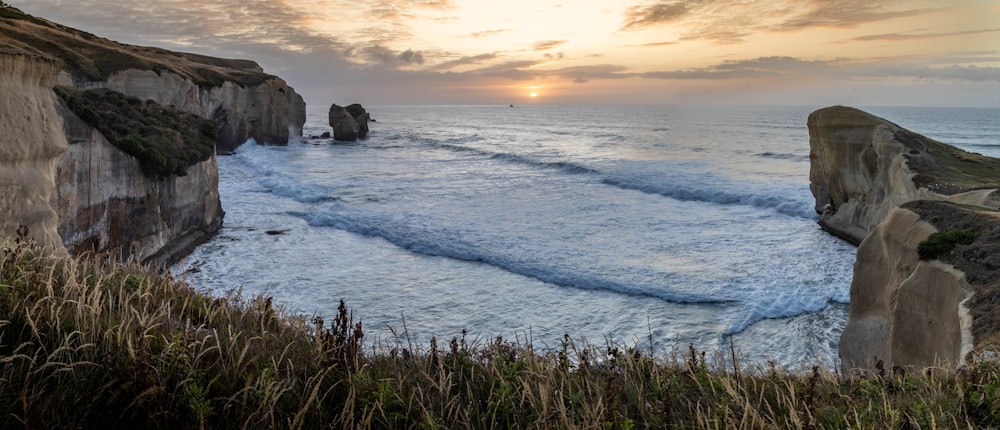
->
left=8, top=0, right=1000, bottom=107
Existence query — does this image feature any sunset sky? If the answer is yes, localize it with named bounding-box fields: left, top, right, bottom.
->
left=9, top=0, right=1000, bottom=107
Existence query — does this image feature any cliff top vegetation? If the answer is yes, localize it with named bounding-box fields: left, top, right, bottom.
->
left=0, top=4, right=274, bottom=88
left=815, top=106, right=1000, bottom=195
left=55, top=86, right=217, bottom=178
left=898, top=129, right=1000, bottom=195
left=3, top=235, right=1000, bottom=428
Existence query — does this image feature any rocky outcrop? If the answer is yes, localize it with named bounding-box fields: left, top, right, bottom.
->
left=329, top=103, right=370, bottom=141
left=87, top=69, right=306, bottom=152
left=0, top=50, right=68, bottom=252
left=839, top=200, right=1000, bottom=374
left=838, top=206, right=969, bottom=373
left=808, top=106, right=1000, bottom=245
left=3, top=6, right=306, bottom=153
left=345, top=104, right=370, bottom=139
left=1, top=7, right=304, bottom=264
left=814, top=106, right=1000, bottom=373
left=51, top=99, right=223, bottom=265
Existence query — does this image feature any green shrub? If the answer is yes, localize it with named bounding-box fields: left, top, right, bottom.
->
left=918, top=227, right=977, bottom=260
left=54, top=87, right=217, bottom=178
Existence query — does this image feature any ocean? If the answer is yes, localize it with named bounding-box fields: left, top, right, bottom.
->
left=174, top=104, right=1000, bottom=368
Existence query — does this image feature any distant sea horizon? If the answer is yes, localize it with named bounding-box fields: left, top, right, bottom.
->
left=176, top=104, right=1000, bottom=368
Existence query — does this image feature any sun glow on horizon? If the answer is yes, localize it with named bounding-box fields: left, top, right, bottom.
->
left=530, top=92, right=538, bottom=97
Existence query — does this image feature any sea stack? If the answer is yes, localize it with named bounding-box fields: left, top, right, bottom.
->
left=808, top=106, right=1000, bottom=374
left=329, top=103, right=370, bottom=141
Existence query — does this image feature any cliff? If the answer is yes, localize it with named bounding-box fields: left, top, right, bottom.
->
left=51, top=97, right=223, bottom=265
left=810, top=106, right=1000, bottom=373
left=0, top=5, right=304, bottom=264
left=1, top=5, right=306, bottom=152
left=808, top=106, right=1000, bottom=245
left=0, top=49, right=67, bottom=252
left=839, top=201, right=1000, bottom=373
left=87, top=68, right=305, bottom=153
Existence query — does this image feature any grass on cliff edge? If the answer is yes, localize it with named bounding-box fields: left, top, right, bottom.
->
left=3, top=238, right=1000, bottom=429
left=54, top=87, right=216, bottom=178
left=0, top=4, right=272, bottom=88
left=896, top=129, right=1000, bottom=194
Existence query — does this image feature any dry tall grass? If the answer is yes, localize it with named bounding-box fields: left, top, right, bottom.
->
left=2, top=237, right=1000, bottom=429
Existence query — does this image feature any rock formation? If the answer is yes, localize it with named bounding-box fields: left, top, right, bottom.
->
left=345, top=103, right=370, bottom=139
left=2, top=5, right=306, bottom=153
left=808, top=106, right=1000, bottom=245
left=0, top=7, right=303, bottom=264
left=329, top=103, right=370, bottom=141
left=0, top=50, right=68, bottom=252
left=91, top=69, right=306, bottom=153
left=51, top=98, right=223, bottom=265
left=810, top=106, right=1000, bottom=373
left=838, top=205, right=968, bottom=373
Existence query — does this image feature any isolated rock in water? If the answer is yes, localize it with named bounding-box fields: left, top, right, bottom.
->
left=328, top=103, right=371, bottom=141
left=345, top=103, right=370, bottom=139
left=808, top=106, right=1000, bottom=245
left=329, top=104, right=360, bottom=141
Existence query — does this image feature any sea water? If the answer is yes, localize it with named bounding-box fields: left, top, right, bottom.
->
left=175, top=104, right=1000, bottom=367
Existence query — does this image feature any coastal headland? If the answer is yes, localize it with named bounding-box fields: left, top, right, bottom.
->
left=0, top=5, right=305, bottom=265
left=809, top=106, right=1000, bottom=373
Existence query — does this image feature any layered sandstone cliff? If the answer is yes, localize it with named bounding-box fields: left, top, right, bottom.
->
left=810, top=106, right=1000, bottom=373
left=838, top=206, right=971, bottom=372
left=77, top=69, right=306, bottom=153
left=0, top=50, right=67, bottom=251
left=2, top=6, right=306, bottom=152
left=51, top=100, right=222, bottom=265
left=808, top=106, right=1000, bottom=245
left=1, top=6, right=304, bottom=264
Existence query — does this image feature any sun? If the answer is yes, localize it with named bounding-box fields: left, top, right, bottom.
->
left=529, top=92, right=538, bottom=97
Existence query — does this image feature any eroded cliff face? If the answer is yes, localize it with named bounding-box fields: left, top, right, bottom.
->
left=808, top=106, right=1000, bottom=245
left=838, top=207, right=972, bottom=373
left=2, top=8, right=303, bottom=265
left=65, top=69, right=306, bottom=153
left=51, top=100, right=222, bottom=265
left=816, top=106, right=1000, bottom=373
left=0, top=50, right=67, bottom=252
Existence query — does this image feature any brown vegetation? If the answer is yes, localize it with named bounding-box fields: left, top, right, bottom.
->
left=0, top=5, right=271, bottom=88
left=3, top=235, right=1000, bottom=428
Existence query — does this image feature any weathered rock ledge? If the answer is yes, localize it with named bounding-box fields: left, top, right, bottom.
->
left=810, top=106, right=1000, bottom=373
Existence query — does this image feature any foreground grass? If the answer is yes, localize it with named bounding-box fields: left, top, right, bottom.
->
left=2, top=240, right=1000, bottom=429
